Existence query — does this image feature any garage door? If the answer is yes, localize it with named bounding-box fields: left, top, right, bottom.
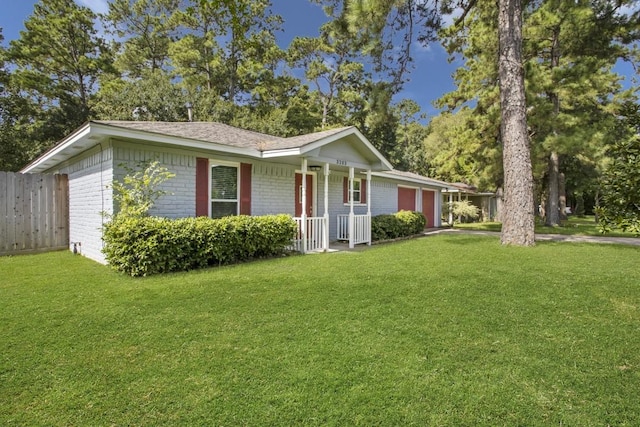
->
left=398, top=187, right=416, bottom=211
left=422, top=190, right=435, bottom=228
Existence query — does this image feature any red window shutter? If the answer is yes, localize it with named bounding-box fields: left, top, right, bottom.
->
left=195, top=158, right=209, bottom=217
left=343, top=177, right=348, bottom=203
left=361, top=179, right=367, bottom=204
left=239, top=163, right=252, bottom=215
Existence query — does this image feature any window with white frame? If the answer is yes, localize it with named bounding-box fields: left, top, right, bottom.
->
left=210, top=163, right=238, bottom=218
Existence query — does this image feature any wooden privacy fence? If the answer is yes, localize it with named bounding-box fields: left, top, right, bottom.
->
left=0, top=172, right=69, bottom=256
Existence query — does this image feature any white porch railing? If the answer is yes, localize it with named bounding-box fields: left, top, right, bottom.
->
left=337, top=214, right=371, bottom=245
left=291, top=216, right=327, bottom=253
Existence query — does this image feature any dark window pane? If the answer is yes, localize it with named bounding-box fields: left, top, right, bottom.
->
left=211, top=201, right=238, bottom=218
left=211, top=165, right=237, bottom=200
left=351, top=180, right=361, bottom=203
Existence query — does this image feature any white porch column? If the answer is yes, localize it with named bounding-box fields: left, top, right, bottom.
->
left=448, top=191, right=454, bottom=225
left=323, top=162, right=330, bottom=252
left=348, top=166, right=355, bottom=249
left=366, top=169, right=372, bottom=246
left=301, top=158, right=308, bottom=253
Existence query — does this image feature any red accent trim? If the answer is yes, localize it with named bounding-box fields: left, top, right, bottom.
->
left=240, top=163, right=252, bottom=215
left=343, top=177, right=348, bottom=203
left=195, top=158, right=209, bottom=217
left=361, top=179, right=367, bottom=204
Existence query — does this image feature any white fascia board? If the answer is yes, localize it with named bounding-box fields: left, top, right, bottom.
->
left=348, top=127, right=394, bottom=170
left=261, top=127, right=394, bottom=170
left=20, top=123, right=93, bottom=173
left=372, top=171, right=452, bottom=189
left=442, top=188, right=473, bottom=194
left=298, top=127, right=393, bottom=170
left=260, top=148, right=302, bottom=158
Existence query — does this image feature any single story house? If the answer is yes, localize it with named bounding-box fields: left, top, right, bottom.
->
left=21, top=121, right=451, bottom=263
left=442, top=182, right=498, bottom=224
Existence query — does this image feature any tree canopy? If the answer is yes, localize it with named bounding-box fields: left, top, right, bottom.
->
left=1, top=0, right=638, bottom=240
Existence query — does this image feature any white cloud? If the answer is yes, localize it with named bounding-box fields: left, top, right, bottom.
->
left=77, top=0, right=110, bottom=15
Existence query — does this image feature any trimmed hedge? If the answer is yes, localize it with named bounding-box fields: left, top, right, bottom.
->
left=102, top=214, right=298, bottom=276
left=371, top=210, right=426, bottom=241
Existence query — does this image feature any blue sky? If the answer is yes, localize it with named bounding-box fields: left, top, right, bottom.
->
left=1, top=1, right=636, bottom=120
left=0, top=0, right=461, bottom=118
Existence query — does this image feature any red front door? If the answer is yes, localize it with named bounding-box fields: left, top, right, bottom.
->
left=398, top=187, right=416, bottom=211
left=422, top=190, right=435, bottom=228
left=295, top=173, right=313, bottom=216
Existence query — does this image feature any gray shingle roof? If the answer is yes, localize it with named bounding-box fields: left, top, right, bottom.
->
left=93, top=120, right=353, bottom=151
left=265, top=126, right=353, bottom=150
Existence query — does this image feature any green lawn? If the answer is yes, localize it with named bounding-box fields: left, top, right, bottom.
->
left=2, top=235, right=639, bottom=425
left=455, top=215, right=636, bottom=237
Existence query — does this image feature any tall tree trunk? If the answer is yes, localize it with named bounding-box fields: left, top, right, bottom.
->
left=546, top=151, right=560, bottom=226
left=495, top=186, right=504, bottom=223
left=545, top=27, right=562, bottom=227
left=559, top=171, right=567, bottom=220
left=498, top=0, right=535, bottom=246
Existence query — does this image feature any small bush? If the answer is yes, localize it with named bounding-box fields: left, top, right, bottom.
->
left=444, top=200, right=480, bottom=223
left=395, top=210, right=427, bottom=235
left=103, top=214, right=298, bottom=276
left=371, top=214, right=401, bottom=241
left=371, top=210, right=426, bottom=241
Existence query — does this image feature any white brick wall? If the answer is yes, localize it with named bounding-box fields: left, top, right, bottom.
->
left=370, top=179, right=399, bottom=216
left=60, top=148, right=113, bottom=264
left=251, top=162, right=296, bottom=215
left=112, top=146, right=196, bottom=218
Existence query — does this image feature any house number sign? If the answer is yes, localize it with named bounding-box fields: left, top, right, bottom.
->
left=336, top=159, right=348, bottom=166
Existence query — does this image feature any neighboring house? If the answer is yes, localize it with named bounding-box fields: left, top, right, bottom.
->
left=442, top=182, right=497, bottom=224
left=21, top=121, right=450, bottom=263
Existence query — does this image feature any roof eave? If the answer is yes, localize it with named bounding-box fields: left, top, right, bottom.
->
left=20, top=122, right=93, bottom=173
left=20, top=121, right=262, bottom=173
left=372, top=171, right=452, bottom=189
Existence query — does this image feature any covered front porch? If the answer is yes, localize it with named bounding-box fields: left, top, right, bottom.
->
left=253, top=126, right=392, bottom=253
left=290, top=159, right=373, bottom=253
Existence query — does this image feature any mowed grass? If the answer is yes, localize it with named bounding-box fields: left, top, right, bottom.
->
left=455, top=215, right=636, bottom=237
left=1, top=235, right=639, bottom=426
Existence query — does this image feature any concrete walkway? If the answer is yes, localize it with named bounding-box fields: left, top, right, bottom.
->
left=427, top=228, right=640, bottom=246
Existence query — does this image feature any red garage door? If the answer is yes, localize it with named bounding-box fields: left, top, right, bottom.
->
left=398, top=187, right=416, bottom=211
left=422, top=190, right=435, bottom=228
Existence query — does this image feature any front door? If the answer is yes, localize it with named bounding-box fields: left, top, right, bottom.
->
left=295, top=173, right=314, bottom=216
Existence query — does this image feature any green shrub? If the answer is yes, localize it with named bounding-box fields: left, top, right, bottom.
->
left=371, top=211, right=426, bottom=241
left=371, top=214, right=401, bottom=241
left=103, top=214, right=298, bottom=276
left=395, top=210, right=427, bottom=235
